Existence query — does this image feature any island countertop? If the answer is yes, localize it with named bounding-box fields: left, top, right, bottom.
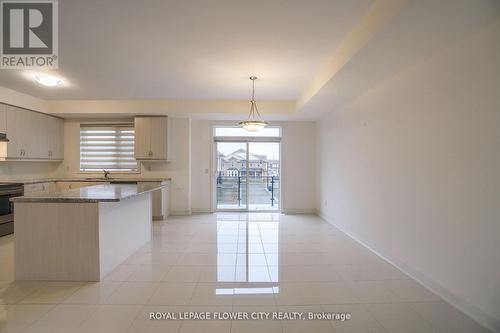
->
left=0, top=177, right=171, bottom=185
left=10, top=183, right=166, bottom=203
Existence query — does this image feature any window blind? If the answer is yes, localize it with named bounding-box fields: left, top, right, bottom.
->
left=80, top=124, right=138, bottom=171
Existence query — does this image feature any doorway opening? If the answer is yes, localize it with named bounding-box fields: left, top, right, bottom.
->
left=214, top=126, right=281, bottom=212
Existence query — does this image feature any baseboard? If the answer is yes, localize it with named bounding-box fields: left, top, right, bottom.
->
left=281, top=208, right=316, bottom=215
left=169, top=210, right=192, bottom=216
left=318, top=211, right=499, bottom=333
left=191, top=208, right=213, bottom=213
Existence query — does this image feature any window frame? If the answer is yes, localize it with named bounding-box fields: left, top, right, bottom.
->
left=79, top=123, right=140, bottom=174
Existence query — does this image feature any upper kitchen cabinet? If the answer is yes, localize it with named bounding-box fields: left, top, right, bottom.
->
left=0, top=104, right=6, bottom=134
left=134, top=116, right=170, bottom=161
left=0, top=104, right=64, bottom=161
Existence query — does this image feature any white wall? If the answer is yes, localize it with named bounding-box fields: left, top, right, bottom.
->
left=190, top=120, right=213, bottom=212
left=281, top=121, right=316, bottom=213
left=190, top=120, right=316, bottom=213
left=316, top=16, right=500, bottom=333
left=0, top=162, right=60, bottom=181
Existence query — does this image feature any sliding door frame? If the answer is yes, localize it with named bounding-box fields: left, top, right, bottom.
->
left=213, top=136, right=281, bottom=212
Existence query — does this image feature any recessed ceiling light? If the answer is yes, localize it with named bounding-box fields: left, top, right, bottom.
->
left=33, top=74, right=62, bottom=87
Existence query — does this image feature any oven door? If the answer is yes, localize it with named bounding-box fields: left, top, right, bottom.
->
left=0, top=193, right=14, bottom=223
left=0, top=187, right=23, bottom=236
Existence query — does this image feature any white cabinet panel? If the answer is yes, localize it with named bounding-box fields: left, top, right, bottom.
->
left=5, top=105, right=28, bottom=158
left=0, top=104, right=6, bottom=134
left=1, top=104, right=64, bottom=161
left=134, top=116, right=170, bottom=161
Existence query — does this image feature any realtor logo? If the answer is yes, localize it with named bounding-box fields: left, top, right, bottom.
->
left=1, top=0, right=58, bottom=68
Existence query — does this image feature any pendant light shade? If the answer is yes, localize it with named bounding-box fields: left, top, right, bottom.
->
left=239, top=76, right=268, bottom=131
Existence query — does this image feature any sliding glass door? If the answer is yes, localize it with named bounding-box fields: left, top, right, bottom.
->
left=248, top=142, right=280, bottom=211
left=215, top=139, right=280, bottom=212
left=216, top=142, right=248, bottom=210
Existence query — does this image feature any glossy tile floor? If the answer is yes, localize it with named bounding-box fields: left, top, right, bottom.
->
left=0, top=213, right=491, bottom=333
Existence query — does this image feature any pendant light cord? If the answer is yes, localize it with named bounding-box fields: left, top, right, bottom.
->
left=248, top=77, right=263, bottom=121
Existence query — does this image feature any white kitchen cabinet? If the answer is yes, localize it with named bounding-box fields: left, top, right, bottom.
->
left=51, top=117, right=64, bottom=159
left=134, top=116, right=170, bottom=161
left=0, top=104, right=6, bottom=134
left=1, top=104, right=64, bottom=161
left=5, top=105, right=29, bottom=158
left=44, top=115, right=64, bottom=159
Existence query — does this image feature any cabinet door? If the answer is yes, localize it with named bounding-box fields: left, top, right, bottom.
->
left=47, top=116, right=63, bottom=159
left=5, top=106, right=27, bottom=158
left=34, top=113, right=50, bottom=159
left=54, top=118, right=64, bottom=159
left=150, top=117, right=168, bottom=160
left=134, top=117, right=151, bottom=159
left=0, top=104, right=6, bottom=134
left=21, top=110, right=43, bottom=159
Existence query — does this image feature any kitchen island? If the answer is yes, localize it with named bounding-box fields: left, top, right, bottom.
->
left=11, top=183, right=165, bottom=281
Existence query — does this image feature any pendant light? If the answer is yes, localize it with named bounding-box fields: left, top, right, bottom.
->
left=239, top=76, right=268, bottom=132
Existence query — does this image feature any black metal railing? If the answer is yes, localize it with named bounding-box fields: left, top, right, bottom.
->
left=217, top=175, right=280, bottom=207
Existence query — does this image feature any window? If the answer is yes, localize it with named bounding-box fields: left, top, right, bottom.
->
left=80, top=124, right=138, bottom=172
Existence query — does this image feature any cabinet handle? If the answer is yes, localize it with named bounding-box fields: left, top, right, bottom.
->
left=148, top=151, right=153, bottom=157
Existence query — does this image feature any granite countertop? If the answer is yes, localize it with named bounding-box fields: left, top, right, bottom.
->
left=0, top=177, right=171, bottom=185
left=10, top=183, right=167, bottom=203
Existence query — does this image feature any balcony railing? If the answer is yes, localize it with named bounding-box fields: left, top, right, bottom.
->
left=216, top=175, right=280, bottom=209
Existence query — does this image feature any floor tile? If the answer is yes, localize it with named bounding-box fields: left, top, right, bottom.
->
left=279, top=305, right=335, bottom=333
left=190, top=284, right=233, bottom=306
left=20, top=282, right=83, bottom=304
left=322, top=304, right=387, bottom=333
left=351, top=281, right=401, bottom=303
left=383, top=279, right=441, bottom=302
left=105, top=282, right=160, bottom=305
left=148, top=283, right=196, bottom=305
left=275, top=282, right=359, bottom=305
left=0, top=213, right=491, bottom=333
left=178, top=306, right=231, bottom=333
left=74, top=305, right=142, bottom=333
left=164, top=266, right=202, bottom=283
left=0, top=304, right=54, bottom=333
left=104, top=265, right=140, bottom=282
left=231, top=306, right=283, bottom=333
left=63, top=282, right=123, bottom=305
left=23, top=304, right=97, bottom=333
left=407, top=301, right=492, bottom=333
left=366, top=303, right=433, bottom=333
left=0, top=281, right=47, bottom=305
left=126, top=305, right=185, bottom=333
left=126, top=265, right=171, bottom=282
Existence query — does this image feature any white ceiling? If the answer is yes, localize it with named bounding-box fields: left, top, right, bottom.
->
left=0, top=0, right=372, bottom=100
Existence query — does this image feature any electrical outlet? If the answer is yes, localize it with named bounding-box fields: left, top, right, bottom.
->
left=324, top=200, right=328, bottom=207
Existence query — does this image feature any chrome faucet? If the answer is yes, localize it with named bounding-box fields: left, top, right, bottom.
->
left=103, top=170, right=110, bottom=180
